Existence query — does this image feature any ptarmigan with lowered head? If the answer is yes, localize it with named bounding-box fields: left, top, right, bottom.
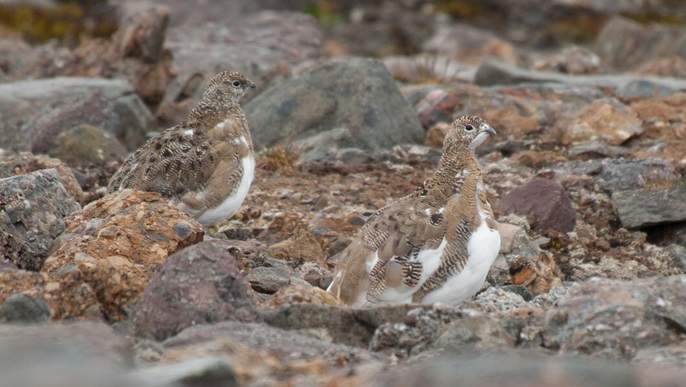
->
left=108, top=70, right=256, bottom=226
left=327, top=116, right=500, bottom=306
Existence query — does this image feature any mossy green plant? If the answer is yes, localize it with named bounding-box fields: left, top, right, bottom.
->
left=0, top=1, right=117, bottom=44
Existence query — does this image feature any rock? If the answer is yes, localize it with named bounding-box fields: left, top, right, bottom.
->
left=132, top=242, right=260, bottom=341
left=495, top=179, right=577, bottom=233
left=0, top=168, right=81, bottom=270
left=542, top=276, right=686, bottom=360
left=22, top=5, right=175, bottom=107
left=630, top=93, right=686, bottom=122
left=22, top=92, right=120, bottom=155
left=0, top=293, right=51, bottom=323
left=370, top=307, right=447, bottom=358
left=408, top=82, right=604, bottom=140
left=245, top=260, right=311, bottom=295
left=595, top=16, right=686, bottom=72
left=0, top=321, right=136, bottom=386
left=47, top=124, right=128, bottom=170
left=0, top=77, right=154, bottom=152
left=633, top=343, right=686, bottom=368
left=635, top=56, right=686, bottom=79
left=615, top=79, right=677, bottom=100
left=0, top=152, right=84, bottom=202
left=162, top=320, right=379, bottom=385
left=159, top=10, right=322, bottom=124
left=473, top=60, right=686, bottom=93
left=0, top=321, right=133, bottom=368
left=422, top=22, right=517, bottom=65
left=424, top=120, right=452, bottom=148
left=435, top=314, right=518, bottom=352
left=553, top=98, right=643, bottom=146
left=363, top=350, right=686, bottom=387
left=261, top=303, right=431, bottom=348
left=130, top=356, right=238, bottom=387
left=244, top=57, right=424, bottom=161
left=496, top=221, right=525, bottom=254
left=629, top=93, right=686, bottom=162
left=490, top=229, right=563, bottom=297
left=567, top=142, right=630, bottom=160
left=262, top=284, right=342, bottom=310
left=531, top=46, right=601, bottom=74
left=612, top=185, right=686, bottom=229
left=575, top=158, right=679, bottom=193
left=44, top=189, right=204, bottom=320
left=122, top=0, right=314, bottom=28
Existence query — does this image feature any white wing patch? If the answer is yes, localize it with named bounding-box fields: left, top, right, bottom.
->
left=374, top=238, right=448, bottom=304
left=422, top=222, right=500, bottom=304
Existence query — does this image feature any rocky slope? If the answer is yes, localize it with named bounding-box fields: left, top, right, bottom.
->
left=0, top=0, right=685, bottom=385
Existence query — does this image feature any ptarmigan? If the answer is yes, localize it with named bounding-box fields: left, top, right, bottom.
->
left=327, top=116, right=500, bottom=305
left=108, top=70, right=256, bottom=226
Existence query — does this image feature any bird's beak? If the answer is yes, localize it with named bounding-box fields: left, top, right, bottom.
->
left=481, top=123, right=496, bottom=136
left=248, top=82, right=256, bottom=89
left=469, top=123, right=496, bottom=150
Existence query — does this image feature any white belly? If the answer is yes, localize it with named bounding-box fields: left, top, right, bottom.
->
left=196, top=156, right=255, bottom=226
left=422, top=221, right=501, bottom=304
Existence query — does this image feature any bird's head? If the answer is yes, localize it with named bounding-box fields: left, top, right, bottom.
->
left=443, top=115, right=496, bottom=153
left=202, top=70, right=256, bottom=106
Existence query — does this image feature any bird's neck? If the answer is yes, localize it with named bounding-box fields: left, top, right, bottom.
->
left=424, top=146, right=480, bottom=205
left=183, top=100, right=245, bottom=131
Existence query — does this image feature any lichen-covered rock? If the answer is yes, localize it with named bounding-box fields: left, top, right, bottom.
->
left=554, top=98, right=643, bottom=146
left=162, top=320, right=378, bottom=385
left=612, top=185, right=686, bottom=229
left=132, top=241, right=260, bottom=341
left=43, top=189, right=204, bottom=320
left=0, top=152, right=84, bottom=203
left=0, top=168, right=81, bottom=270
left=542, top=276, right=686, bottom=360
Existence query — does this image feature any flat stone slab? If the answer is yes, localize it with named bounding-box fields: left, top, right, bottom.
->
left=612, top=185, right=686, bottom=229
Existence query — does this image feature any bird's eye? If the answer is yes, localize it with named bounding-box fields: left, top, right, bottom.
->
left=465, top=124, right=474, bottom=131
left=232, top=80, right=241, bottom=87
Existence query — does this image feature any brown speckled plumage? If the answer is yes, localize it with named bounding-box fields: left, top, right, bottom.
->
left=327, top=116, right=499, bottom=306
left=108, top=70, right=256, bottom=226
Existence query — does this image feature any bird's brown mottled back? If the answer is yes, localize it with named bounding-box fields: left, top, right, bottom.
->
left=327, top=115, right=499, bottom=306
left=107, top=70, right=256, bottom=226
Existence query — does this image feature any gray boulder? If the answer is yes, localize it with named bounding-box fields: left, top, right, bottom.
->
left=47, top=124, right=128, bottom=170
left=0, top=168, right=80, bottom=270
left=158, top=11, right=322, bottom=124
left=595, top=16, right=686, bottom=71
left=0, top=77, right=154, bottom=153
left=245, top=57, right=425, bottom=161
left=612, top=185, right=686, bottom=229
